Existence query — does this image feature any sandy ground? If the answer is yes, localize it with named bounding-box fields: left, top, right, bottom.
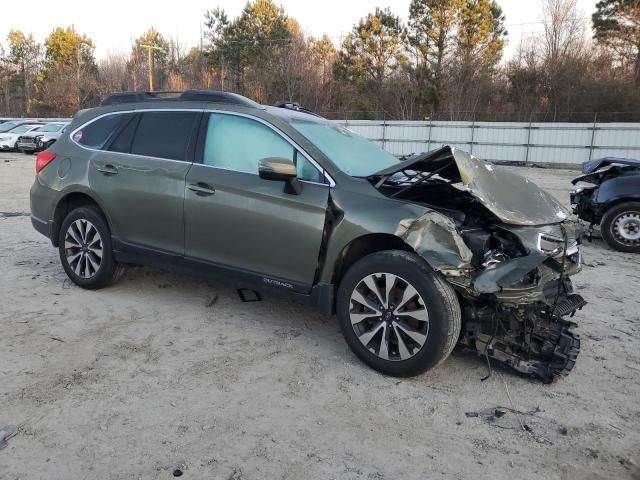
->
left=1, top=151, right=639, bottom=480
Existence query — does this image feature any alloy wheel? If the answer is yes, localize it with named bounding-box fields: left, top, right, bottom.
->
left=64, top=219, right=103, bottom=279
left=349, top=273, right=429, bottom=361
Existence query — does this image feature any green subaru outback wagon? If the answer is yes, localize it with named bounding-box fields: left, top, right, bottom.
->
left=30, top=90, right=586, bottom=382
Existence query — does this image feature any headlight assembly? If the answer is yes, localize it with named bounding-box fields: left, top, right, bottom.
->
left=537, top=233, right=564, bottom=256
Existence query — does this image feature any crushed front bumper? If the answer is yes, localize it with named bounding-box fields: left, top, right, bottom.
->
left=454, top=223, right=587, bottom=382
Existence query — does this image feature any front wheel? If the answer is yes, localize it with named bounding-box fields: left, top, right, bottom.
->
left=601, top=201, right=640, bottom=253
left=336, top=250, right=461, bottom=377
left=58, top=206, right=124, bottom=289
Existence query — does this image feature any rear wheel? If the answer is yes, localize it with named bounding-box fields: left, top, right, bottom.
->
left=601, top=201, right=640, bottom=253
left=336, top=250, right=461, bottom=377
left=58, top=206, right=124, bottom=289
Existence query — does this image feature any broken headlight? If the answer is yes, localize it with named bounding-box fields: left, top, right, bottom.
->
left=570, top=185, right=596, bottom=201
left=537, top=233, right=565, bottom=256
left=537, top=233, right=580, bottom=262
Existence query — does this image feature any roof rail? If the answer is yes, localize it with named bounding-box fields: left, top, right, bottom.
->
left=179, top=90, right=261, bottom=108
left=100, top=91, right=180, bottom=106
left=100, top=90, right=260, bottom=108
left=273, top=101, right=323, bottom=118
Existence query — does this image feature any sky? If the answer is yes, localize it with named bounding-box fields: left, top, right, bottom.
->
left=0, top=0, right=598, bottom=60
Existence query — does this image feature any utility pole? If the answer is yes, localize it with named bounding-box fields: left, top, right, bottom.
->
left=139, top=44, right=164, bottom=91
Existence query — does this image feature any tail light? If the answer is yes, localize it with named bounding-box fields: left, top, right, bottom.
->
left=36, top=151, right=57, bottom=173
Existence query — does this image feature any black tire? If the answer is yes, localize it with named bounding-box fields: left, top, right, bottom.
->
left=336, top=250, right=461, bottom=377
left=600, top=201, right=640, bottom=253
left=58, top=206, right=125, bottom=289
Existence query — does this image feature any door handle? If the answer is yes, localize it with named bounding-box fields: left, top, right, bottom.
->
left=188, top=183, right=216, bottom=196
left=97, top=164, right=118, bottom=175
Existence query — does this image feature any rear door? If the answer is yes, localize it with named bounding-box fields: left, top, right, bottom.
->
left=83, top=110, right=201, bottom=254
left=184, top=112, right=330, bottom=287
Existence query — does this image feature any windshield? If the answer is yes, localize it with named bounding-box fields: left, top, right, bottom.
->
left=39, top=123, right=65, bottom=132
left=9, top=125, right=38, bottom=134
left=2, top=122, right=20, bottom=131
left=289, top=120, right=399, bottom=176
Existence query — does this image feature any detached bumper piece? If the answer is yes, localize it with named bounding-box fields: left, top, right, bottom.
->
left=552, top=293, right=587, bottom=317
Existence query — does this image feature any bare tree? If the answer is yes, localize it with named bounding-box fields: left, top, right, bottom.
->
left=98, top=54, right=130, bottom=95
left=540, top=0, right=588, bottom=120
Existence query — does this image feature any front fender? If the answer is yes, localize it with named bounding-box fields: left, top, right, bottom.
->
left=595, top=175, right=640, bottom=206
left=318, top=187, right=473, bottom=283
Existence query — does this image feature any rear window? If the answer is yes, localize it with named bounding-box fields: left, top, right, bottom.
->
left=74, top=114, right=131, bottom=149
left=130, top=111, right=199, bottom=161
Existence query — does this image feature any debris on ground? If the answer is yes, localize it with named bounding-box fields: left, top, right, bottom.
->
left=0, top=424, right=18, bottom=450
left=0, top=212, right=30, bottom=218
left=237, top=288, right=261, bottom=302
left=205, top=293, right=219, bottom=307
left=464, top=406, right=542, bottom=433
left=465, top=406, right=541, bottom=419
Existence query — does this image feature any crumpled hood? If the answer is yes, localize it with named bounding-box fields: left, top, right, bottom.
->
left=581, top=157, right=640, bottom=174
left=370, top=146, right=570, bottom=226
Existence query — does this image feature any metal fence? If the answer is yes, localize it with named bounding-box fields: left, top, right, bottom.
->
left=334, top=120, right=640, bottom=166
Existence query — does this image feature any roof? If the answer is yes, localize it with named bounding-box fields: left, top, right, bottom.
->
left=99, top=90, right=325, bottom=122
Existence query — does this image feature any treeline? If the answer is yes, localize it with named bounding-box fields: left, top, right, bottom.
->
left=1, top=0, right=640, bottom=121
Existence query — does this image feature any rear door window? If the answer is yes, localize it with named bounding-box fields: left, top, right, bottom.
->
left=74, top=113, right=132, bottom=149
left=108, top=115, right=139, bottom=154
left=130, top=111, right=199, bottom=161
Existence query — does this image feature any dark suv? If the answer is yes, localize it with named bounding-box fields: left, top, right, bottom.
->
left=30, top=90, right=586, bottom=382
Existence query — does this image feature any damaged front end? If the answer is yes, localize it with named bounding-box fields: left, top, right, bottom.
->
left=370, top=146, right=586, bottom=383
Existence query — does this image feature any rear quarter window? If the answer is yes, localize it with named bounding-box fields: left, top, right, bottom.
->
left=74, top=113, right=132, bottom=149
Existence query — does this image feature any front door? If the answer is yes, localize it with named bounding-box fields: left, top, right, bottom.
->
left=184, top=112, right=330, bottom=287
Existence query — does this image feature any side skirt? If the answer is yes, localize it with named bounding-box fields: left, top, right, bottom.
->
left=112, top=237, right=335, bottom=317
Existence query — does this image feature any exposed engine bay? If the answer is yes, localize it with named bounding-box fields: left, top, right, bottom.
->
left=368, top=146, right=586, bottom=383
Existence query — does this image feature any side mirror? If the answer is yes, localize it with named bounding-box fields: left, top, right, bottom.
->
left=258, top=157, right=302, bottom=194
left=258, top=157, right=297, bottom=181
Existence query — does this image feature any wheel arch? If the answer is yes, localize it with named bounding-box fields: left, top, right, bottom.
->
left=596, top=196, right=640, bottom=224
left=331, top=233, right=416, bottom=287
left=52, top=190, right=111, bottom=247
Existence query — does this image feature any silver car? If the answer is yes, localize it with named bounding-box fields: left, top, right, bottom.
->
left=0, top=123, right=45, bottom=151
left=18, top=122, right=69, bottom=154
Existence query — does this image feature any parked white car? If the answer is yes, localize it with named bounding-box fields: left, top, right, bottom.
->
left=17, top=122, right=69, bottom=154
left=0, top=124, right=45, bottom=151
